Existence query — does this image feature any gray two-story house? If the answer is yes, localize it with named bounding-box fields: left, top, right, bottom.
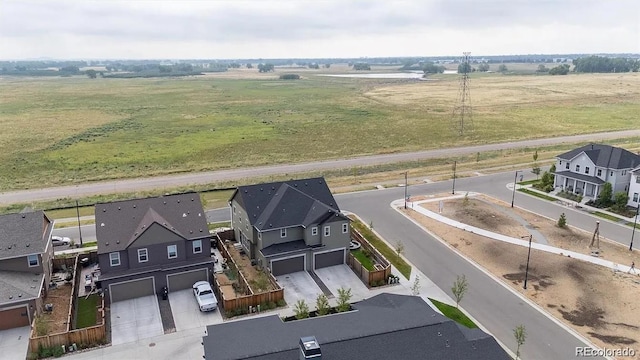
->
left=96, top=193, right=215, bottom=303
left=0, top=211, right=54, bottom=330
left=554, top=144, right=640, bottom=200
left=229, top=177, right=350, bottom=276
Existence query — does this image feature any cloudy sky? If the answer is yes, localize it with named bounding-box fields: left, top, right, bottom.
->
left=1, top=0, right=638, bottom=60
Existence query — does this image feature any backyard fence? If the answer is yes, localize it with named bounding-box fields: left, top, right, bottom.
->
left=213, top=232, right=284, bottom=313
left=348, top=228, right=391, bottom=287
left=28, top=296, right=106, bottom=356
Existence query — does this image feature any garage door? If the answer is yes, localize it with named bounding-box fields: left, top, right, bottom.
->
left=109, top=277, right=155, bottom=303
left=167, top=268, right=208, bottom=292
left=271, top=255, right=305, bottom=276
left=314, top=249, right=345, bottom=269
left=0, top=306, right=30, bottom=330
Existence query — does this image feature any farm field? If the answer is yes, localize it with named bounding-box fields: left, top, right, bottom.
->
left=0, top=69, right=638, bottom=191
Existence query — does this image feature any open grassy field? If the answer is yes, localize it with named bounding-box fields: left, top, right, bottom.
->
left=1, top=70, right=638, bottom=191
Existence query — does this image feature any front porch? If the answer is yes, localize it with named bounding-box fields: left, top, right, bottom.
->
left=554, top=171, right=605, bottom=200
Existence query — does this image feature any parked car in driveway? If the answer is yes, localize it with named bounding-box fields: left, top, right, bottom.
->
left=193, top=281, right=218, bottom=312
left=51, top=235, right=72, bottom=247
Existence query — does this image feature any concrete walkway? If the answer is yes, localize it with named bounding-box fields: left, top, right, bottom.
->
left=398, top=195, right=634, bottom=274
left=476, top=197, right=549, bottom=245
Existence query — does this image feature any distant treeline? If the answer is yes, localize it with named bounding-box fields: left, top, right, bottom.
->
left=573, top=56, right=639, bottom=73
left=102, top=71, right=204, bottom=79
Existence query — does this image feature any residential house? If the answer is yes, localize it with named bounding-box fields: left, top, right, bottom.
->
left=228, top=177, right=350, bottom=276
left=202, top=292, right=511, bottom=360
left=628, top=166, right=640, bottom=208
left=554, top=144, right=640, bottom=200
left=0, top=211, right=54, bottom=330
left=96, top=193, right=215, bottom=303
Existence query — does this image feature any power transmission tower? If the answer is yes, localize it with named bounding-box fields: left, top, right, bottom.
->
left=452, top=52, right=473, bottom=135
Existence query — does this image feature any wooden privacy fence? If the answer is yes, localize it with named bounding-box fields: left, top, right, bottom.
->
left=348, top=228, right=392, bottom=287
left=29, top=296, right=106, bottom=355
left=213, top=232, right=285, bottom=314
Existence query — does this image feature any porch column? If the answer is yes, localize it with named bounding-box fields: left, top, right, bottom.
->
left=563, top=177, right=567, bottom=190
left=582, top=182, right=586, bottom=196
left=595, top=184, right=599, bottom=198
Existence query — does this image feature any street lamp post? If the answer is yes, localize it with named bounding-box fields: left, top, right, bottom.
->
left=630, top=205, right=639, bottom=251
left=76, top=200, right=83, bottom=247
left=404, top=171, right=408, bottom=209
left=522, top=235, right=532, bottom=290
left=511, top=170, right=521, bottom=208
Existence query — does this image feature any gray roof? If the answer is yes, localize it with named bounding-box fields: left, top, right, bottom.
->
left=202, top=293, right=510, bottom=360
left=557, top=144, right=640, bottom=170
left=260, top=239, right=322, bottom=257
left=0, top=211, right=52, bottom=260
left=231, top=177, right=347, bottom=231
left=0, top=270, right=44, bottom=305
left=553, top=171, right=606, bottom=185
left=95, top=193, right=208, bottom=254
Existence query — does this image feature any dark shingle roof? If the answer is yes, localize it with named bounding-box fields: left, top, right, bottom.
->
left=95, top=193, right=208, bottom=254
left=0, top=271, right=44, bottom=305
left=557, top=144, right=640, bottom=169
left=0, top=211, right=52, bottom=259
left=202, top=293, right=510, bottom=360
left=553, top=171, right=606, bottom=185
left=231, top=177, right=346, bottom=231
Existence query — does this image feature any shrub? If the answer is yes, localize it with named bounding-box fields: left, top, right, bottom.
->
left=277, top=299, right=286, bottom=307
left=557, top=213, right=567, bottom=228
left=279, top=74, right=300, bottom=80
left=316, top=294, right=330, bottom=316
left=294, top=299, right=310, bottom=319
left=336, top=287, right=353, bottom=312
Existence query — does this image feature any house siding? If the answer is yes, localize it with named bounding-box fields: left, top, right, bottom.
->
left=555, top=153, right=634, bottom=200
left=0, top=255, right=44, bottom=273
left=230, top=199, right=255, bottom=257
left=261, top=227, right=304, bottom=249
left=99, top=251, right=130, bottom=274
left=628, top=172, right=640, bottom=207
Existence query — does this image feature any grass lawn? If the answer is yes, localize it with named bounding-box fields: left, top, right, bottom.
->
left=518, top=179, right=540, bottom=186
left=428, top=298, right=477, bottom=329
left=208, top=221, right=231, bottom=230
left=350, top=249, right=375, bottom=271
left=76, top=294, right=99, bottom=328
left=1, top=72, right=638, bottom=191
left=349, top=217, right=411, bottom=279
left=518, top=188, right=558, bottom=202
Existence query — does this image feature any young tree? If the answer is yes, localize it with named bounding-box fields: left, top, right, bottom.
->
left=514, top=324, right=527, bottom=360
left=85, top=69, right=97, bottom=79
left=597, top=183, right=613, bottom=206
left=315, top=294, right=330, bottom=316
left=294, top=299, right=309, bottom=319
left=498, top=64, right=508, bottom=73
left=612, top=192, right=629, bottom=212
left=411, top=275, right=421, bottom=296
left=336, top=287, right=352, bottom=312
left=557, top=213, right=567, bottom=228
left=451, top=275, right=468, bottom=308
left=394, top=240, right=405, bottom=259
left=531, top=150, right=540, bottom=179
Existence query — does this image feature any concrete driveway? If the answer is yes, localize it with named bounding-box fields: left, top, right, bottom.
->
left=314, top=265, right=370, bottom=301
left=169, top=289, right=222, bottom=332
left=276, top=271, right=323, bottom=306
left=0, top=326, right=30, bottom=360
left=111, top=295, right=163, bottom=345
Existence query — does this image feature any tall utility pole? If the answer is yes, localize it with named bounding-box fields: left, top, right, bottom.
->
left=630, top=205, right=639, bottom=251
left=452, top=52, right=473, bottom=135
left=511, top=171, right=521, bottom=208
left=76, top=200, right=83, bottom=246
left=523, top=235, right=533, bottom=290
left=452, top=161, right=457, bottom=194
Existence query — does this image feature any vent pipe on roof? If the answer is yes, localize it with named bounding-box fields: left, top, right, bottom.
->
left=299, top=336, right=321, bottom=360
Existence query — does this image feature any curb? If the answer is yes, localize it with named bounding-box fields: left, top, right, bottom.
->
left=392, top=199, right=613, bottom=360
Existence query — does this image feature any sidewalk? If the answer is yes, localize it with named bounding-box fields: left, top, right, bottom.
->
left=397, top=196, right=634, bottom=273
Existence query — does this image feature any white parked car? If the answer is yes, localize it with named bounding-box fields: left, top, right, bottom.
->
left=192, top=281, right=218, bottom=312
left=51, top=236, right=72, bottom=247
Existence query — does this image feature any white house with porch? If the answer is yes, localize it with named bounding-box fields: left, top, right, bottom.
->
left=554, top=144, right=640, bottom=201
left=628, top=166, right=640, bottom=208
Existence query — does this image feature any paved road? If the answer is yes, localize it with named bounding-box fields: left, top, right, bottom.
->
left=4, top=129, right=640, bottom=205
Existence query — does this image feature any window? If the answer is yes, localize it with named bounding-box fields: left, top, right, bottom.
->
left=633, top=193, right=639, bottom=202
left=280, top=228, right=287, bottom=238
left=246, top=223, right=249, bottom=230
left=27, top=254, right=39, bottom=267
left=636, top=176, right=640, bottom=184
left=192, top=240, right=202, bottom=254
left=167, top=245, right=177, bottom=259
left=559, top=161, right=562, bottom=165
left=611, top=171, right=614, bottom=176
left=622, top=170, right=627, bottom=175
left=324, top=226, right=330, bottom=237
left=233, top=205, right=236, bottom=214
left=109, top=252, right=120, bottom=266
left=258, top=232, right=262, bottom=240
left=597, top=169, right=602, bottom=177
left=311, top=226, right=318, bottom=236
left=575, top=165, right=580, bottom=172
left=565, top=163, right=569, bottom=170
left=585, top=167, right=589, bottom=174
left=138, top=248, right=148, bottom=263
left=342, top=223, right=348, bottom=234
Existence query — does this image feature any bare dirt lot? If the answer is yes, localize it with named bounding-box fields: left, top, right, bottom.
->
left=406, top=195, right=640, bottom=358
left=40, top=283, right=73, bottom=334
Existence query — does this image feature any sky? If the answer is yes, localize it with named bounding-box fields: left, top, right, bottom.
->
left=1, top=0, right=639, bottom=60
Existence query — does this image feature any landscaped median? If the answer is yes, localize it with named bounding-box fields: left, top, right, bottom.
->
left=428, top=298, right=477, bottom=328
left=349, top=216, right=412, bottom=279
